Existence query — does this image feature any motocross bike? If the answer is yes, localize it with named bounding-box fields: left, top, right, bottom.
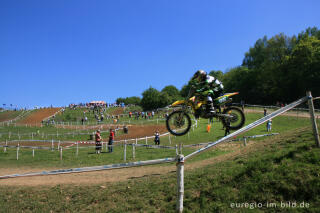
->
left=166, top=92, right=245, bottom=136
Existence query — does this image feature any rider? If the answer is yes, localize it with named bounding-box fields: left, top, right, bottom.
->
left=190, top=70, right=224, bottom=114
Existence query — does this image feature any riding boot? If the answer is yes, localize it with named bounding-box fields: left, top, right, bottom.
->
left=207, top=102, right=215, bottom=114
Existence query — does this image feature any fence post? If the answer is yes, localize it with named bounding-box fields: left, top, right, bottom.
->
left=32, top=149, right=35, bottom=158
left=175, top=145, right=178, bottom=155
left=133, top=143, right=135, bottom=159
left=51, top=139, right=54, bottom=151
left=60, top=147, right=63, bottom=161
left=4, top=139, right=7, bottom=152
left=16, top=144, right=20, bottom=160
left=244, top=137, right=247, bottom=146
left=176, top=154, right=184, bottom=213
left=145, top=136, right=148, bottom=145
left=58, top=140, right=61, bottom=150
left=76, top=141, right=79, bottom=156
left=135, top=138, right=138, bottom=144
left=169, top=134, right=172, bottom=145
left=124, top=140, right=127, bottom=161
left=307, top=91, right=320, bottom=147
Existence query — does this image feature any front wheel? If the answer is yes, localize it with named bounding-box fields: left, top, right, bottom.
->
left=221, top=107, right=245, bottom=130
left=166, top=110, right=192, bottom=136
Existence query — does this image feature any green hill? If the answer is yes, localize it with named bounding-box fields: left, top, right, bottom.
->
left=0, top=126, right=319, bottom=212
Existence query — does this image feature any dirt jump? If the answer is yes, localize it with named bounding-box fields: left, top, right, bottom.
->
left=17, top=108, right=61, bottom=125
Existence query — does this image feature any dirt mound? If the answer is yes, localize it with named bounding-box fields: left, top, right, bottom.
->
left=116, top=124, right=167, bottom=141
left=0, top=111, right=19, bottom=122
left=110, top=107, right=124, bottom=115
left=18, top=108, right=61, bottom=125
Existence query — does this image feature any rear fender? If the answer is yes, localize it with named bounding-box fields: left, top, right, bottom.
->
left=215, top=92, right=239, bottom=105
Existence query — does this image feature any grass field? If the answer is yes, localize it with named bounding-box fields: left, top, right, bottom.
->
left=0, top=108, right=319, bottom=212
left=0, top=127, right=319, bottom=212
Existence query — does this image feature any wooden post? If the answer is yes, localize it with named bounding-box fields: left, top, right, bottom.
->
left=32, top=149, right=35, bottom=158
left=135, top=138, right=138, bottom=145
left=307, top=91, right=320, bottom=147
left=169, top=134, right=172, bottom=145
left=176, top=154, right=184, bottom=213
left=244, top=137, right=247, bottom=146
left=175, top=145, right=178, bottom=155
left=51, top=139, right=54, bottom=151
left=58, top=140, right=61, bottom=150
left=145, top=136, right=148, bottom=145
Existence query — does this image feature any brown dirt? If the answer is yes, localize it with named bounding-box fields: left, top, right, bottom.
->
left=0, top=111, right=18, bottom=122
left=110, top=108, right=124, bottom=115
left=17, top=108, right=61, bottom=125
left=115, top=124, right=167, bottom=141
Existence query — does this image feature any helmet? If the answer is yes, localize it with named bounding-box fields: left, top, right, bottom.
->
left=192, top=70, right=206, bottom=81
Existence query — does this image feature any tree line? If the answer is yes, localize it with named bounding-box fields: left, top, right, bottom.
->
left=117, top=27, right=320, bottom=110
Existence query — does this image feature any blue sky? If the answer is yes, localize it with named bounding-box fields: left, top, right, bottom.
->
left=1, top=0, right=319, bottom=109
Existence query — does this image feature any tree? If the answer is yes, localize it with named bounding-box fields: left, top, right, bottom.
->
left=161, top=85, right=181, bottom=103
left=140, top=87, right=162, bottom=111
left=208, top=70, right=224, bottom=80
left=116, top=96, right=141, bottom=105
left=180, top=84, right=191, bottom=98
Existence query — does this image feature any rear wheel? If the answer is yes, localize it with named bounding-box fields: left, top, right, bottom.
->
left=221, top=107, right=245, bottom=130
left=166, top=110, right=192, bottom=136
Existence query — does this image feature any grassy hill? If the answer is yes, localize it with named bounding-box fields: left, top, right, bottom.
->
left=0, top=126, right=319, bottom=212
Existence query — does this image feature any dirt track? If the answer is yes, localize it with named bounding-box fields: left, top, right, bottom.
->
left=18, top=108, right=61, bottom=125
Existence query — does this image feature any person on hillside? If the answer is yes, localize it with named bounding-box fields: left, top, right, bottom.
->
left=154, top=130, right=160, bottom=145
left=264, top=108, right=267, bottom=116
left=95, top=130, right=102, bottom=154
left=267, top=119, right=272, bottom=132
left=108, top=128, right=115, bottom=153
left=190, top=70, right=224, bottom=114
left=224, top=119, right=231, bottom=136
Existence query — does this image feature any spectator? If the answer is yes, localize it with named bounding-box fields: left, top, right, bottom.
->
left=154, top=130, right=160, bottom=145
left=267, top=119, right=272, bottom=132
left=264, top=108, right=267, bottom=116
left=224, top=119, right=231, bottom=136
left=129, top=111, right=132, bottom=118
left=123, top=125, right=128, bottom=134
left=108, top=129, right=115, bottom=153
left=81, top=118, right=84, bottom=125
left=95, top=130, right=102, bottom=154
left=151, top=111, right=155, bottom=118
left=240, top=100, right=245, bottom=111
